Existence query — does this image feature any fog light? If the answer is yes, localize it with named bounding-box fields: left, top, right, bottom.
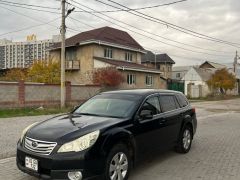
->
left=68, top=171, right=82, bottom=180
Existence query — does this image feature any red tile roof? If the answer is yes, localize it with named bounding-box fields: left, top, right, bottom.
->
left=53, top=26, right=144, bottom=51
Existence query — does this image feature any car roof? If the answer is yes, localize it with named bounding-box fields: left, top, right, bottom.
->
left=101, top=89, right=183, bottom=97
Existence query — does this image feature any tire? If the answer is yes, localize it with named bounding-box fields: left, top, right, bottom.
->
left=175, top=126, right=193, bottom=154
left=103, top=143, right=132, bottom=180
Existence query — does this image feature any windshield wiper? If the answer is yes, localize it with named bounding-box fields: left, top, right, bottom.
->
left=74, top=113, right=102, bottom=117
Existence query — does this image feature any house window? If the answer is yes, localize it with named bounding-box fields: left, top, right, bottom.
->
left=146, top=75, right=153, bottom=86
left=168, top=66, right=171, bottom=72
left=127, top=74, right=136, bottom=85
left=176, top=73, right=181, bottom=78
left=125, top=52, right=133, bottom=62
left=66, top=48, right=77, bottom=61
left=104, top=48, right=113, bottom=59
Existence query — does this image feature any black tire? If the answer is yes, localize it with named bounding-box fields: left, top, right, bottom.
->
left=103, top=143, right=132, bottom=180
left=175, top=126, right=193, bottom=154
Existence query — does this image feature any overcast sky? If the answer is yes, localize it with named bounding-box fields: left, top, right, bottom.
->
left=0, top=0, right=239, bottom=66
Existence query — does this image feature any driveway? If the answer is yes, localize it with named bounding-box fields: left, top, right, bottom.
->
left=0, top=99, right=240, bottom=180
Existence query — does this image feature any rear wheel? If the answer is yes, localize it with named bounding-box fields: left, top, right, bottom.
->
left=104, top=144, right=131, bottom=180
left=175, top=126, right=193, bottom=153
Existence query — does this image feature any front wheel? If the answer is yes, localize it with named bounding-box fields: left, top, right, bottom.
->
left=175, top=126, right=193, bottom=154
left=104, top=144, right=131, bottom=180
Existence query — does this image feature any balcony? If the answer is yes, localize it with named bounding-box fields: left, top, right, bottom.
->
left=65, top=60, right=80, bottom=70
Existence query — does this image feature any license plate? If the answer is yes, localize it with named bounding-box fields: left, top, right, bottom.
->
left=25, top=156, right=38, bottom=171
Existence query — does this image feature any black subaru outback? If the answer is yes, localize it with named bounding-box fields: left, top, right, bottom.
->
left=17, top=89, right=197, bottom=180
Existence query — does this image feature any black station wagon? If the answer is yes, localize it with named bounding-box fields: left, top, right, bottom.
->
left=17, top=89, right=197, bottom=180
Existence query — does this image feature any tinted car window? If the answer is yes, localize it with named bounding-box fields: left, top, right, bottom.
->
left=159, top=95, right=178, bottom=112
left=74, top=94, right=141, bottom=118
left=176, top=94, right=188, bottom=108
left=141, top=96, right=161, bottom=115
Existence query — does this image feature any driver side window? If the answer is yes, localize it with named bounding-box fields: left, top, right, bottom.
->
left=141, top=96, right=161, bottom=115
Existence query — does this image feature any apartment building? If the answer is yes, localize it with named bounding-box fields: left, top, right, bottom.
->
left=0, top=35, right=60, bottom=69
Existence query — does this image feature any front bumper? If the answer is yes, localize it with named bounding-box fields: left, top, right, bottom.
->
left=16, top=142, right=104, bottom=180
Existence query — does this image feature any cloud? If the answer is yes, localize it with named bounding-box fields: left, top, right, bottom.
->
left=0, top=0, right=239, bottom=66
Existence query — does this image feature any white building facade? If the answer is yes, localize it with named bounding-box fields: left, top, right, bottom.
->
left=0, top=35, right=60, bottom=69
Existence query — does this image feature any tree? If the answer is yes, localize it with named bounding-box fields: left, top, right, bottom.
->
left=93, top=67, right=125, bottom=88
left=28, top=60, right=60, bottom=84
left=207, top=68, right=236, bottom=95
left=1, top=68, right=28, bottom=81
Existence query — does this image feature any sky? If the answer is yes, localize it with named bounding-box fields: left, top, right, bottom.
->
left=0, top=0, right=239, bottom=67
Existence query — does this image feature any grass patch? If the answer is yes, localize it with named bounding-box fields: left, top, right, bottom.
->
left=0, top=107, right=72, bottom=118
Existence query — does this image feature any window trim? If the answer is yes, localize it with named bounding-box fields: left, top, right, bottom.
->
left=146, top=75, right=153, bottom=86
left=125, top=52, right=133, bottom=62
left=104, top=48, right=113, bottom=59
left=127, top=74, right=136, bottom=85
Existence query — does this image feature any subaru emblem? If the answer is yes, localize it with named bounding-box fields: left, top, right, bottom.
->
left=32, top=141, right=38, bottom=148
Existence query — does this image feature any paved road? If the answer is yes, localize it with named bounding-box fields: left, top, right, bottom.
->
left=0, top=99, right=240, bottom=180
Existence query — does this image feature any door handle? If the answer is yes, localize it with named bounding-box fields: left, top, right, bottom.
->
left=159, top=118, right=166, bottom=124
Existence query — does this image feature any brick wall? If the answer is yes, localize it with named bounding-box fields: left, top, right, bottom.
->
left=0, top=81, right=100, bottom=108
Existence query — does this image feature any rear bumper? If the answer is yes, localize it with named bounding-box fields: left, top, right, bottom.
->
left=16, top=142, right=104, bottom=180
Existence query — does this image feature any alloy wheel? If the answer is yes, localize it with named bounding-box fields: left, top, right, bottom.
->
left=109, top=152, right=128, bottom=180
left=182, top=129, right=191, bottom=150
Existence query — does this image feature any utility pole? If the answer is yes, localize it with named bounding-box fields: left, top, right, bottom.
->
left=154, top=53, right=157, bottom=69
left=234, top=51, right=239, bottom=73
left=60, top=0, right=66, bottom=108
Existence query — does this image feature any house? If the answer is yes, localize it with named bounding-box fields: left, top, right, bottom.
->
left=183, top=67, right=213, bottom=97
left=199, top=61, right=226, bottom=69
left=50, top=27, right=166, bottom=89
left=141, top=51, right=175, bottom=79
left=171, top=66, right=192, bottom=80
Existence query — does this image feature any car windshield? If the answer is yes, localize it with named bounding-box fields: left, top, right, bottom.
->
left=74, top=94, right=141, bottom=118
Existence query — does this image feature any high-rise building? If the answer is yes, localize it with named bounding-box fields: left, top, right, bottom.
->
left=0, top=35, right=60, bottom=69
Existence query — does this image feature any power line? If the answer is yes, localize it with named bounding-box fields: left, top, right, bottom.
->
left=74, top=0, right=188, bottom=13
left=0, top=2, right=60, bottom=14
left=68, top=0, right=233, bottom=57
left=88, top=0, right=234, bottom=54
left=105, top=0, right=240, bottom=47
left=0, top=6, right=79, bottom=35
left=0, top=17, right=61, bottom=37
left=0, top=0, right=59, bottom=10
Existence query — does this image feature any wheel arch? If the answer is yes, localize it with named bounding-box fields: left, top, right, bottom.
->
left=101, top=128, right=136, bottom=165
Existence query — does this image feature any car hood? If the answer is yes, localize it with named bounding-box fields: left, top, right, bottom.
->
left=26, top=114, right=125, bottom=143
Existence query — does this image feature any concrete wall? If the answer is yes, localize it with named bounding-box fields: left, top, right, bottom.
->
left=0, top=81, right=100, bottom=108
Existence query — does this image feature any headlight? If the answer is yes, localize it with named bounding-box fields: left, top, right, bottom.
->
left=58, top=130, right=100, bottom=153
left=20, top=122, right=39, bottom=143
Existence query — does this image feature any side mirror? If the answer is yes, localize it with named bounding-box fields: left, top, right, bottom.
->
left=140, top=110, right=153, bottom=120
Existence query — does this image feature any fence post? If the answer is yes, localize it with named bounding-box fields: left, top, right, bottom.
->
left=18, top=80, right=25, bottom=107
left=65, top=81, right=71, bottom=106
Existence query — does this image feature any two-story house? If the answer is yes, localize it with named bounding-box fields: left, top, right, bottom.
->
left=141, top=51, right=175, bottom=79
left=50, top=27, right=166, bottom=89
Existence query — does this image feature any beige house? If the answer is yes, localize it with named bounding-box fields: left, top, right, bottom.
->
left=141, top=51, right=175, bottom=79
left=50, top=27, right=166, bottom=89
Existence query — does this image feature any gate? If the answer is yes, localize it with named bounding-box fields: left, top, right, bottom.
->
left=167, top=79, right=184, bottom=93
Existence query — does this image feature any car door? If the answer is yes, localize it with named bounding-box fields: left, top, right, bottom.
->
left=134, top=94, right=168, bottom=155
left=158, top=94, right=182, bottom=147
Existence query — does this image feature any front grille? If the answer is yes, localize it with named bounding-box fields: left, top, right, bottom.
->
left=24, top=137, right=57, bottom=155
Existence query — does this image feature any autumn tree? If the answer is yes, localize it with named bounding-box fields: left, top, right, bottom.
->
left=93, top=67, right=125, bottom=88
left=207, top=68, right=236, bottom=95
left=1, top=68, right=28, bottom=81
left=28, top=60, right=60, bottom=84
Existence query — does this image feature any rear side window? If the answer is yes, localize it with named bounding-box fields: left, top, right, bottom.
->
left=159, top=95, right=178, bottom=112
left=176, top=94, right=188, bottom=108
